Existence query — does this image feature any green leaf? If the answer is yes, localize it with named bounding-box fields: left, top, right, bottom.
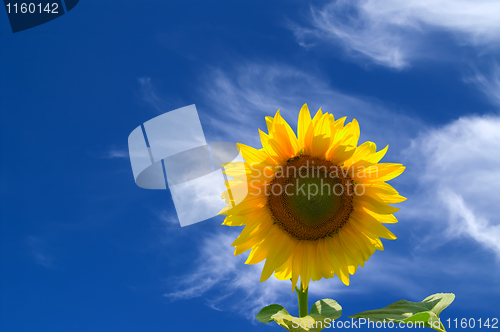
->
left=256, top=299, right=342, bottom=332
left=309, top=299, right=342, bottom=320
left=256, top=304, right=289, bottom=324
left=349, top=293, right=455, bottom=332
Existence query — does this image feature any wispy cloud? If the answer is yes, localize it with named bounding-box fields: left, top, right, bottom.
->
left=137, top=77, right=171, bottom=113
left=137, top=77, right=184, bottom=114
left=441, top=190, right=500, bottom=256
left=465, top=63, right=500, bottom=107
left=163, top=229, right=500, bottom=320
left=164, top=231, right=294, bottom=320
left=404, top=115, right=500, bottom=257
left=291, top=0, right=500, bottom=69
left=103, top=148, right=128, bottom=159
left=200, top=62, right=422, bottom=154
left=156, top=210, right=180, bottom=226
left=163, top=231, right=411, bottom=319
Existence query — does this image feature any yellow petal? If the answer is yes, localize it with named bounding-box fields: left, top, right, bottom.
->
left=353, top=164, right=405, bottom=183
left=237, top=143, right=276, bottom=166
left=354, top=195, right=400, bottom=215
left=351, top=211, right=397, bottom=240
left=298, top=103, right=312, bottom=150
left=260, top=230, right=296, bottom=282
left=265, top=116, right=274, bottom=134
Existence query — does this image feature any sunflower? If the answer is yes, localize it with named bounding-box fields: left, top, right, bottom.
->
left=219, top=104, right=405, bottom=291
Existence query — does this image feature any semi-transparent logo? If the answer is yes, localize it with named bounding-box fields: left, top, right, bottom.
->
left=128, top=105, right=246, bottom=227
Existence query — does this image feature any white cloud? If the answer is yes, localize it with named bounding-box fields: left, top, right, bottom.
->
left=164, top=231, right=294, bottom=320
left=137, top=77, right=170, bottom=113
left=292, top=0, right=500, bottom=69
left=201, top=62, right=422, bottom=154
left=137, top=77, right=184, bottom=113
left=163, top=231, right=420, bottom=320
left=156, top=210, right=180, bottom=226
left=103, top=148, right=128, bottom=159
left=441, top=191, right=500, bottom=256
left=163, top=229, right=493, bottom=320
left=405, top=115, right=500, bottom=257
left=465, top=63, right=500, bottom=107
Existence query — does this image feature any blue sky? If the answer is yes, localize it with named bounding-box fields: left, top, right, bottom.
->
left=1, top=1, right=500, bottom=331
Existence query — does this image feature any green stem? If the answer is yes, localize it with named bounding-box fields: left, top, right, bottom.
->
left=295, top=284, right=309, bottom=318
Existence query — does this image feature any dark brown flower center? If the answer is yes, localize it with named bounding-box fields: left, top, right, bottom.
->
left=266, top=155, right=354, bottom=240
